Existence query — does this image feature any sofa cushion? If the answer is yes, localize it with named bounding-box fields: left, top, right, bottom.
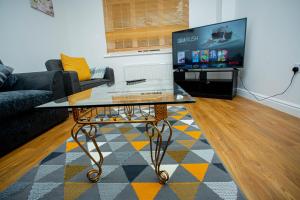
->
left=0, top=64, right=13, bottom=86
left=0, top=64, right=18, bottom=91
left=0, top=90, right=52, bottom=119
left=61, top=53, right=91, bottom=81
left=80, top=78, right=110, bottom=91
left=90, top=67, right=107, bottom=79
left=0, top=64, right=13, bottom=87
left=0, top=74, right=18, bottom=91
left=45, top=59, right=64, bottom=71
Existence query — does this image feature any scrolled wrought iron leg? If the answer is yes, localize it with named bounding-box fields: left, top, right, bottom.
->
left=146, top=120, right=173, bottom=184
left=71, top=123, right=104, bottom=183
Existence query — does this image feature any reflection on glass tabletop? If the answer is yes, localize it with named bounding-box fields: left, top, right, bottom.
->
left=37, top=79, right=195, bottom=108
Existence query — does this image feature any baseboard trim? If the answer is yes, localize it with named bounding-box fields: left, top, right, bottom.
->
left=237, top=88, right=300, bottom=118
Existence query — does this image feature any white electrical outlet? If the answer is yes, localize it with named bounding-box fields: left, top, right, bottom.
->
left=294, top=63, right=300, bottom=68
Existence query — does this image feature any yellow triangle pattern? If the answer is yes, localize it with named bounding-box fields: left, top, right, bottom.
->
left=132, top=182, right=162, bottom=200
left=184, top=131, right=202, bottom=140
left=64, top=182, right=93, bottom=200
left=169, top=182, right=200, bottom=200
left=167, top=150, right=189, bottom=163
left=176, top=140, right=196, bottom=149
left=173, top=125, right=189, bottom=132
left=66, top=142, right=84, bottom=152
left=171, top=115, right=184, bottom=120
left=124, top=133, right=140, bottom=141
left=99, top=127, right=115, bottom=134
left=64, top=165, right=88, bottom=181
left=178, top=111, right=188, bottom=115
left=119, top=127, right=132, bottom=134
left=131, top=141, right=149, bottom=151
left=181, top=163, right=209, bottom=181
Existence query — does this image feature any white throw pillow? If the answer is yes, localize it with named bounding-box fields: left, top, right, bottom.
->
left=90, top=67, right=107, bottom=79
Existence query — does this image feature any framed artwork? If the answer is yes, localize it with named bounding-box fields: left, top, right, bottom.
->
left=31, top=0, right=54, bottom=17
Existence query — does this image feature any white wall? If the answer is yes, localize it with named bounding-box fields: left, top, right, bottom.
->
left=0, top=0, right=218, bottom=81
left=235, top=0, right=300, bottom=117
left=0, top=0, right=68, bottom=73
left=189, top=0, right=218, bottom=28
left=221, top=0, right=236, bottom=21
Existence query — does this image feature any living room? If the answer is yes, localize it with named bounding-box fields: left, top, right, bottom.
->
left=0, top=0, right=299, bottom=199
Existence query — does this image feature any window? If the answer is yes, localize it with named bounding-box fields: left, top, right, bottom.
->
left=103, top=0, right=189, bottom=53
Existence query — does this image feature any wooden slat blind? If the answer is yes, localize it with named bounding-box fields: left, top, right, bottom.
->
left=103, top=0, right=189, bottom=53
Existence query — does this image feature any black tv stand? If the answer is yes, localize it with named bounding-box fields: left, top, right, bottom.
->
left=174, top=69, right=238, bottom=99
left=199, top=71, right=207, bottom=82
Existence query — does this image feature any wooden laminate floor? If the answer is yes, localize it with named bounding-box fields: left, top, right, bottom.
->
left=0, top=96, right=300, bottom=199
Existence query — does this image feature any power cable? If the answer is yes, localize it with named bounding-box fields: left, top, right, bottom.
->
left=238, top=71, right=296, bottom=101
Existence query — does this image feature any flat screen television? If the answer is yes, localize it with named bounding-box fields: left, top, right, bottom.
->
left=172, top=18, right=247, bottom=70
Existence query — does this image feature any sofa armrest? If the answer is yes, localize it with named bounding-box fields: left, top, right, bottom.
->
left=104, top=67, right=115, bottom=85
left=62, top=71, right=81, bottom=96
left=12, top=71, right=66, bottom=100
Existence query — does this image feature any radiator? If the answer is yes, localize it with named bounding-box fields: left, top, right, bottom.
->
left=123, top=63, right=173, bottom=81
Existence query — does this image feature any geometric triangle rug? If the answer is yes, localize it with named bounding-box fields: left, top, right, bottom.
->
left=0, top=106, right=246, bottom=200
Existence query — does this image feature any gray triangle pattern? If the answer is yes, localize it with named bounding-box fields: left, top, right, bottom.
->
left=108, top=142, right=127, bottom=151
left=98, top=183, right=128, bottom=200
left=38, top=183, right=64, bottom=200
left=102, top=165, right=119, bottom=178
left=131, top=165, right=157, bottom=182
left=34, top=165, right=63, bottom=181
left=18, top=167, right=38, bottom=182
left=192, top=149, right=215, bottom=163
left=78, top=184, right=100, bottom=200
left=205, top=181, right=238, bottom=200
left=191, top=139, right=211, bottom=150
left=181, top=151, right=208, bottom=164
left=155, top=184, right=180, bottom=200
left=139, top=151, right=152, bottom=164
left=204, top=164, right=232, bottom=182
left=195, top=183, right=222, bottom=199
left=115, top=143, right=136, bottom=152
left=114, top=151, right=135, bottom=165
left=105, top=134, right=121, bottom=142
left=66, top=152, right=85, bottom=163
left=169, top=166, right=198, bottom=182
left=123, top=152, right=149, bottom=165
left=28, top=183, right=61, bottom=200
left=101, top=166, right=129, bottom=183
left=0, top=182, right=32, bottom=200
left=114, top=184, right=138, bottom=200
left=37, top=166, right=65, bottom=183
left=102, top=152, right=119, bottom=165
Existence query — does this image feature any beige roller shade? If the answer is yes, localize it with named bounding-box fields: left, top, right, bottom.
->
left=103, top=0, right=189, bottom=53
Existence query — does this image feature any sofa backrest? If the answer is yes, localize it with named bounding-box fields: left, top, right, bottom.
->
left=45, top=59, right=63, bottom=71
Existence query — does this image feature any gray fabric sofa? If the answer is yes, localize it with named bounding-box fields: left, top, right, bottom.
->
left=0, top=68, right=69, bottom=157
left=45, top=59, right=115, bottom=95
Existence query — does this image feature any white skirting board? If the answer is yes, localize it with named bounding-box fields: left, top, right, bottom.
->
left=237, top=88, right=300, bottom=118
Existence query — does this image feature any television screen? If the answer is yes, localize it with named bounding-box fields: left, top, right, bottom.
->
left=172, top=18, right=247, bottom=69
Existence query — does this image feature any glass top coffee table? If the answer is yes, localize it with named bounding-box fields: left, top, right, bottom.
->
left=37, top=79, right=195, bottom=184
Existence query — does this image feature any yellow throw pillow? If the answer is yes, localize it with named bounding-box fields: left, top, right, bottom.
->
left=61, top=53, right=91, bottom=81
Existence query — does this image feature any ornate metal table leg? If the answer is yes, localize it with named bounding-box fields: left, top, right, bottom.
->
left=71, top=108, right=104, bottom=182
left=146, top=105, right=173, bottom=184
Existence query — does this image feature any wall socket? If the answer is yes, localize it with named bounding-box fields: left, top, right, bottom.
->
left=292, top=64, right=299, bottom=73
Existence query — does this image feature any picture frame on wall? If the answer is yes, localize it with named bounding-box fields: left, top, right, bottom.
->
left=30, top=0, right=54, bottom=17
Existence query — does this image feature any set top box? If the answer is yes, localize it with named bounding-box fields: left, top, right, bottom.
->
left=172, top=18, right=247, bottom=70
